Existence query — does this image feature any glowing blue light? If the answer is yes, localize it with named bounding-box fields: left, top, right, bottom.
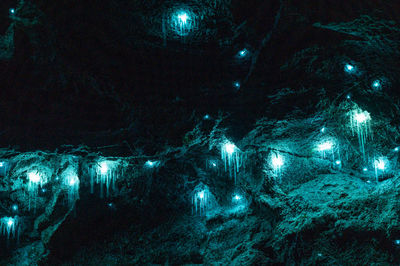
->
left=178, top=13, right=188, bottom=24
left=9, top=8, right=15, bottom=15
left=41, top=188, right=46, bottom=193
left=272, top=154, right=283, bottom=169
left=192, top=185, right=213, bottom=216
left=198, top=191, right=204, bottom=199
left=395, top=240, right=400, bottom=245
left=171, top=9, right=195, bottom=36
left=372, top=80, right=381, bottom=89
left=233, top=195, right=241, bottom=201
left=203, top=114, right=210, bottom=120
left=233, top=81, right=241, bottom=89
left=7, top=218, right=13, bottom=227
left=350, top=109, right=372, bottom=159
left=99, top=161, right=109, bottom=174
left=335, top=160, right=341, bottom=165
left=223, top=143, right=236, bottom=155
left=346, top=94, right=351, bottom=99
left=212, top=162, right=216, bottom=167
left=145, top=160, right=159, bottom=168
left=221, top=141, right=242, bottom=182
left=0, top=216, right=18, bottom=239
left=345, top=64, right=355, bottom=73
left=375, top=159, right=385, bottom=170
left=238, top=49, right=248, bottom=57
left=374, top=158, right=386, bottom=182
left=318, top=141, right=333, bottom=152
left=93, top=160, right=119, bottom=198
left=12, top=205, right=17, bottom=211
left=395, top=147, right=399, bottom=152
left=28, top=171, right=41, bottom=183
left=0, top=162, right=3, bottom=167
left=354, top=111, right=370, bottom=123
left=363, top=167, right=368, bottom=172
left=321, top=127, right=326, bottom=133
left=68, top=174, right=79, bottom=186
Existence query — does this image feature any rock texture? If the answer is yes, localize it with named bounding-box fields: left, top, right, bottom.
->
left=0, top=0, right=400, bottom=265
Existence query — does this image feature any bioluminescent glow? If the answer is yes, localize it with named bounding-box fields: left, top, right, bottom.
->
left=63, top=169, right=80, bottom=207
left=9, top=8, right=15, bottom=15
left=375, top=159, right=385, bottom=170
left=231, top=190, right=247, bottom=210
left=28, top=171, right=41, bottom=183
left=394, top=147, right=399, bottom=152
left=171, top=9, right=195, bottom=36
left=335, top=160, right=341, bottom=165
left=224, top=143, right=236, bottom=155
left=346, top=94, right=351, bottom=99
left=27, top=170, right=47, bottom=211
left=198, top=191, right=204, bottom=199
left=178, top=13, right=188, bottom=24
left=99, top=161, right=108, bottom=174
left=271, top=153, right=284, bottom=181
left=395, top=240, right=400, bottom=245
left=192, top=185, right=213, bottom=216
left=12, top=204, right=17, bottom=211
left=0, top=161, right=6, bottom=176
left=316, top=140, right=337, bottom=159
left=271, top=154, right=283, bottom=169
left=221, top=141, right=242, bottom=183
left=350, top=109, right=372, bottom=159
left=233, top=81, right=241, bottom=89
left=238, top=49, right=249, bottom=57
left=318, top=141, right=333, bottom=152
left=321, top=127, right=326, bottom=133
left=372, top=80, right=381, bottom=89
left=233, top=195, right=241, bottom=201
left=0, top=216, right=18, bottom=240
left=91, top=160, right=119, bottom=198
left=354, top=112, right=369, bottom=123
left=363, top=167, right=368, bottom=172
left=344, top=64, right=355, bottom=73
left=374, top=158, right=386, bottom=182
left=145, top=160, right=159, bottom=168
left=206, top=159, right=220, bottom=174
left=203, top=114, right=210, bottom=120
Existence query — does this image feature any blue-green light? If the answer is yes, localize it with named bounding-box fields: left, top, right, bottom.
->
left=345, top=64, right=355, bottom=73
left=171, top=9, right=195, bottom=36
left=238, top=49, right=248, bottom=57
left=233, top=81, right=241, bottom=89
left=9, top=8, right=15, bottom=15
left=372, top=80, right=381, bottom=89
left=233, top=195, right=241, bottom=201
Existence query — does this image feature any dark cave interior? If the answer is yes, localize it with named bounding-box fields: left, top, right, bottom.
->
left=1, top=0, right=400, bottom=265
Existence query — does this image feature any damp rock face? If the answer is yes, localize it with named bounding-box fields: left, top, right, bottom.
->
left=1, top=0, right=400, bottom=265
